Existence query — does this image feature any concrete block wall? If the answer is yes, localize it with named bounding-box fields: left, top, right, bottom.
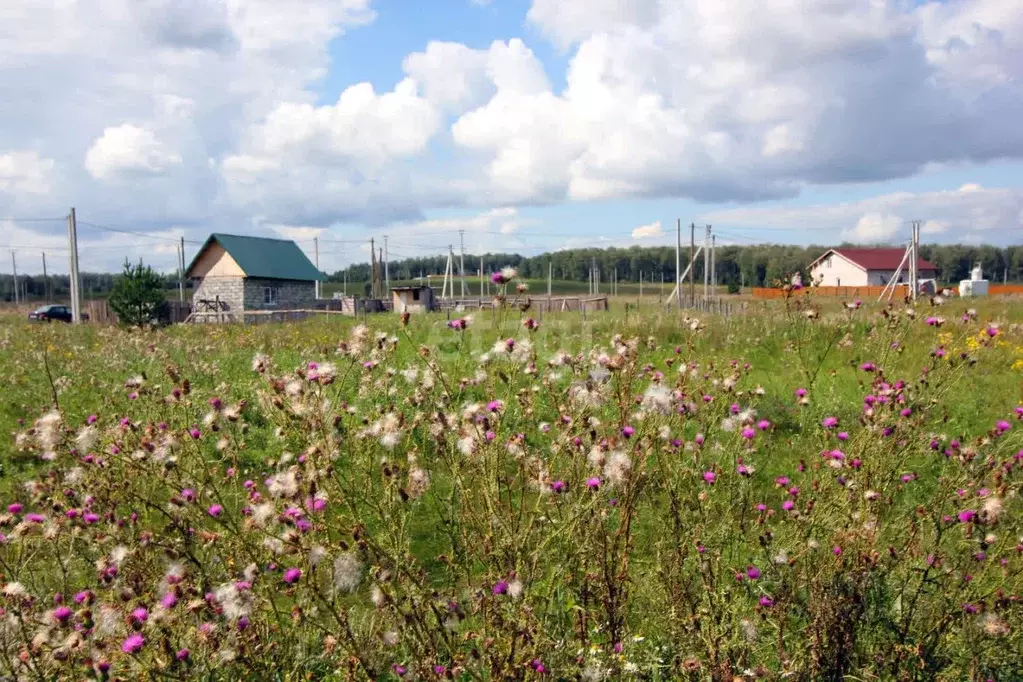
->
left=192, top=277, right=244, bottom=313
left=243, top=278, right=316, bottom=311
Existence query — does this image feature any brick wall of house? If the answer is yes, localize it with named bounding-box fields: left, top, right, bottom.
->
left=243, top=278, right=316, bottom=310
left=192, top=276, right=245, bottom=314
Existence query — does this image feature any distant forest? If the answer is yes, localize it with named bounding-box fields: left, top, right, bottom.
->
left=2, top=243, right=1022, bottom=302
left=328, top=243, right=1023, bottom=288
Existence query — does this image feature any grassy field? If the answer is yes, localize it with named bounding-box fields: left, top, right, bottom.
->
left=2, top=292, right=1023, bottom=680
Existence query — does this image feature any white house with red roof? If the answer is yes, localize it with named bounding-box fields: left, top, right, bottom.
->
left=808, top=248, right=938, bottom=287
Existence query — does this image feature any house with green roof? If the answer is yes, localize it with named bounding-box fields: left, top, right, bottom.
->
left=185, top=233, right=324, bottom=320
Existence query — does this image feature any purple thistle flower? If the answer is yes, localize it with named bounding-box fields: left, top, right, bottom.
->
left=586, top=477, right=601, bottom=490
left=757, top=419, right=771, bottom=431
left=87, top=414, right=98, bottom=425
left=189, top=427, right=201, bottom=439
left=695, top=433, right=705, bottom=445
left=833, top=546, right=843, bottom=556
left=963, top=603, right=978, bottom=614
left=621, top=425, right=635, bottom=438
left=176, top=648, right=190, bottom=662
left=795, top=388, right=807, bottom=398
left=837, top=431, right=849, bottom=441
left=741, top=427, right=756, bottom=440
left=121, top=633, right=145, bottom=654
left=7, top=503, right=23, bottom=514
left=161, top=592, right=178, bottom=609
left=207, top=504, right=223, bottom=518
left=860, top=362, right=876, bottom=372
left=433, top=665, right=447, bottom=674
left=958, top=510, right=977, bottom=523
left=995, top=420, right=1011, bottom=435
left=746, top=565, right=761, bottom=580
left=550, top=480, right=566, bottom=494
left=822, top=416, right=838, bottom=428
left=283, top=568, right=302, bottom=584
left=492, top=579, right=509, bottom=595
left=83, top=512, right=100, bottom=524
left=52, top=606, right=73, bottom=624
left=237, top=616, right=250, bottom=631
left=132, top=607, right=148, bottom=624
left=25, top=513, right=45, bottom=524
left=74, top=591, right=91, bottom=604
left=781, top=500, right=795, bottom=511
left=392, top=664, right=407, bottom=677
left=702, top=471, right=716, bottom=484
left=759, top=595, right=774, bottom=607
left=181, top=488, right=196, bottom=503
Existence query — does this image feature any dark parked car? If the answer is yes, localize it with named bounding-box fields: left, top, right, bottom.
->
left=27, top=304, right=88, bottom=323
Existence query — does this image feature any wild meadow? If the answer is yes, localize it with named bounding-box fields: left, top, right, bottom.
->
left=2, top=280, right=1023, bottom=681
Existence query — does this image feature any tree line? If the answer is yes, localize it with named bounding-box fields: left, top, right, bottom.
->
left=328, top=243, right=1023, bottom=288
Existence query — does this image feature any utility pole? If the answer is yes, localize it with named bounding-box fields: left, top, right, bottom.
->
left=42, top=252, right=48, bottom=302
left=68, top=207, right=81, bottom=323
left=703, top=225, right=711, bottom=298
left=383, top=235, right=390, bottom=292
left=10, top=250, right=19, bottom=305
left=369, top=238, right=376, bottom=298
left=178, top=237, right=185, bottom=303
left=480, top=256, right=485, bottom=297
left=313, top=237, right=320, bottom=300
left=675, top=219, right=682, bottom=310
left=458, top=230, right=466, bottom=297
left=639, top=271, right=643, bottom=300
left=343, top=269, right=347, bottom=296
left=689, top=223, right=696, bottom=304
left=547, top=260, right=552, bottom=298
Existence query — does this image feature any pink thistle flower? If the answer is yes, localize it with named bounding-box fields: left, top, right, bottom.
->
left=25, top=513, right=45, bottom=523
left=796, top=388, right=807, bottom=398
left=621, top=425, right=635, bottom=438
left=74, top=591, right=92, bottom=604
left=837, top=431, right=849, bottom=441
left=189, top=428, right=201, bottom=439
left=492, top=579, right=509, bottom=595
left=7, top=503, right=23, bottom=514
left=757, top=420, right=771, bottom=431
left=995, top=420, right=1011, bottom=435
left=900, top=408, right=912, bottom=418
left=746, top=565, right=761, bottom=580
left=283, top=568, right=302, bottom=584
left=176, top=649, right=190, bottom=662
left=87, top=414, right=98, bottom=425
left=702, top=471, right=717, bottom=484
left=161, top=592, right=178, bottom=609
left=132, top=607, right=148, bottom=624
left=121, top=633, right=145, bottom=654
left=695, top=433, right=705, bottom=445
left=986, top=326, right=999, bottom=337
left=207, top=504, right=223, bottom=518
left=181, top=488, right=196, bottom=503
left=741, top=427, right=756, bottom=440
left=833, top=546, right=843, bottom=556
left=781, top=500, right=795, bottom=511
left=759, top=595, right=774, bottom=607
left=822, top=416, right=838, bottom=428
left=52, top=606, right=73, bottom=624
left=586, top=477, right=601, bottom=490
left=860, top=362, right=876, bottom=372
left=550, top=480, right=566, bottom=493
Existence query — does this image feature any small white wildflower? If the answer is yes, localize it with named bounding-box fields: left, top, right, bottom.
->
left=508, top=579, right=523, bottom=599
left=2, top=582, right=29, bottom=598
left=309, top=546, right=327, bottom=567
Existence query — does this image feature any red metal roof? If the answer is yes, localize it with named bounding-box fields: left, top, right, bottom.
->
left=827, top=248, right=937, bottom=272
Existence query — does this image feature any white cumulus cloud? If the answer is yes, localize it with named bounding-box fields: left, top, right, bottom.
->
left=0, top=151, right=55, bottom=194
left=84, top=125, right=183, bottom=181
left=632, top=220, right=663, bottom=239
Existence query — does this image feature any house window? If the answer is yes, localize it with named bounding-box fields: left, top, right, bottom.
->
left=263, top=286, right=280, bottom=306
left=412, top=289, right=421, bottom=301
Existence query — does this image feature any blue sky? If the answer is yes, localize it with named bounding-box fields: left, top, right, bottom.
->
left=0, top=0, right=1021, bottom=274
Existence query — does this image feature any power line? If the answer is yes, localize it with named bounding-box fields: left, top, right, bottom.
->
left=77, top=221, right=203, bottom=244
left=0, top=217, right=67, bottom=223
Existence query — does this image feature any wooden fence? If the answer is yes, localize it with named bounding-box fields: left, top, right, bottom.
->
left=85, top=299, right=191, bottom=324
left=436, top=296, right=609, bottom=312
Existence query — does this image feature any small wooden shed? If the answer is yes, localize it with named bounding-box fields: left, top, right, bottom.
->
left=391, top=285, right=436, bottom=314
left=185, top=233, right=324, bottom=322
